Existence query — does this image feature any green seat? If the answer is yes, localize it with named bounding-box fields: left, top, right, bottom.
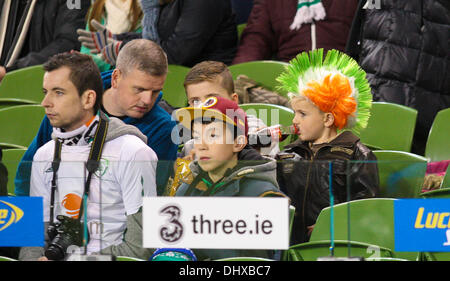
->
left=420, top=251, right=450, bottom=261
left=0, top=256, right=17, bottom=261
left=365, top=257, right=410, bottom=261
left=356, top=102, right=417, bottom=152
left=0, top=98, right=37, bottom=110
left=287, top=240, right=394, bottom=261
left=0, top=65, right=44, bottom=104
left=425, top=108, right=450, bottom=162
left=0, top=104, right=45, bottom=149
left=420, top=188, right=450, bottom=199
left=373, top=150, right=427, bottom=198
left=237, top=23, right=246, bottom=42
left=441, top=165, right=450, bottom=188
left=309, top=198, right=418, bottom=261
left=214, top=257, right=274, bottom=261
left=162, top=64, right=190, bottom=108
left=115, top=256, right=145, bottom=261
left=229, top=60, right=289, bottom=95
left=1, top=149, right=26, bottom=196
left=239, top=103, right=295, bottom=150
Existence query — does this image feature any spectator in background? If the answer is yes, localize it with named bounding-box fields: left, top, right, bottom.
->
left=182, top=61, right=280, bottom=158
left=14, top=40, right=178, bottom=198
left=78, top=0, right=238, bottom=67
left=79, top=0, right=143, bottom=72
left=232, top=0, right=357, bottom=64
left=0, top=0, right=90, bottom=82
left=345, top=0, right=450, bottom=155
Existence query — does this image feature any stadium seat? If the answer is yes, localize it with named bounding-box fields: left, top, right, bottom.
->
left=0, top=98, right=36, bottom=110
left=214, top=257, right=274, bottom=261
left=356, top=102, right=417, bottom=152
left=1, top=148, right=26, bottom=196
left=0, top=104, right=45, bottom=149
left=239, top=103, right=295, bottom=150
left=309, top=198, right=418, bottom=261
left=0, top=65, right=44, bottom=104
left=441, top=165, right=450, bottom=189
left=286, top=240, right=394, bottom=261
left=0, top=256, right=17, bottom=261
left=425, top=108, right=450, bottom=162
left=373, top=150, right=427, bottom=198
left=115, top=256, right=145, bottom=261
left=364, top=257, right=409, bottom=261
left=162, top=64, right=190, bottom=108
left=228, top=60, right=289, bottom=95
left=420, top=188, right=450, bottom=199
left=420, top=251, right=450, bottom=262
left=237, top=23, right=246, bottom=42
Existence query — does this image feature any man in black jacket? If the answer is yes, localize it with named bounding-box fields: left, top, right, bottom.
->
left=0, top=0, right=90, bottom=82
left=345, top=0, right=450, bottom=155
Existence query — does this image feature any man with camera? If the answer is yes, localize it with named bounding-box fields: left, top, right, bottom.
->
left=19, top=51, right=158, bottom=261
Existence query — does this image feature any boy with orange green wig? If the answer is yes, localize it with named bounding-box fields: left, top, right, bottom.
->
left=275, top=49, right=379, bottom=245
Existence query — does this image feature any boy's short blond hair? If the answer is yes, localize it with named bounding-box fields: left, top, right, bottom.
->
left=183, top=61, right=235, bottom=96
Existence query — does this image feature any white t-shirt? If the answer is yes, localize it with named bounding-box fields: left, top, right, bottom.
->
left=30, top=134, right=158, bottom=254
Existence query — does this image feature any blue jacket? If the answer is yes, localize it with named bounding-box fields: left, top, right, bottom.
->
left=14, top=71, right=179, bottom=196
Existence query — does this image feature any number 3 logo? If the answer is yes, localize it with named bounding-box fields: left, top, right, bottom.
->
left=159, top=205, right=183, bottom=243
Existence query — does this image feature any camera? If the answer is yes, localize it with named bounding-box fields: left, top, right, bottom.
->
left=45, top=215, right=84, bottom=261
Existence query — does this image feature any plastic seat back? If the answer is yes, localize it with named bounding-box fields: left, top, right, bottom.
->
left=1, top=149, right=26, bottom=196
left=357, top=102, right=417, bottom=152
left=162, top=64, right=190, bottom=108
left=229, top=60, right=289, bottom=94
left=373, top=150, right=427, bottom=198
left=0, top=65, right=44, bottom=104
left=287, top=240, right=394, bottom=261
left=425, top=108, right=450, bottom=162
left=310, top=198, right=417, bottom=260
left=420, top=188, right=450, bottom=199
left=0, top=105, right=45, bottom=149
left=441, top=165, right=450, bottom=189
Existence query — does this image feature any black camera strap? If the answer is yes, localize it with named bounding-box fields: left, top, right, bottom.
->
left=49, top=112, right=109, bottom=224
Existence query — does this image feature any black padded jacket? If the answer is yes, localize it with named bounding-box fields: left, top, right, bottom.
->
left=1, top=0, right=90, bottom=71
left=276, top=131, right=379, bottom=245
left=345, top=0, right=450, bottom=154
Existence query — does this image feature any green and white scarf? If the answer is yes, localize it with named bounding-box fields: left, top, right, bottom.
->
left=290, top=0, right=326, bottom=30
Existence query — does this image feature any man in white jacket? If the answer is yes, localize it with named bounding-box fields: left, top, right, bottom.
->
left=19, top=51, right=157, bottom=261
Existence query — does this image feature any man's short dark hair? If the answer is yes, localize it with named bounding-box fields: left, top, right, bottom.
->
left=43, top=52, right=103, bottom=113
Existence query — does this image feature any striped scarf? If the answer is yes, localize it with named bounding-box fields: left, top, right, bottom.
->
left=290, top=0, right=326, bottom=30
left=52, top=115, right=100, bottom=146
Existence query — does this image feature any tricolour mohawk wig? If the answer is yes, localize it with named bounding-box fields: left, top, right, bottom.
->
left=276, top=49, right=373, bottom=134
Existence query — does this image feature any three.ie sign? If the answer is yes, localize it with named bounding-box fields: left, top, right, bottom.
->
left=395, top=199, right=450, bottom=252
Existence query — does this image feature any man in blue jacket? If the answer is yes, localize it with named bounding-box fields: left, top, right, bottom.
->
left=15, top=39, right=178, bottom=196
